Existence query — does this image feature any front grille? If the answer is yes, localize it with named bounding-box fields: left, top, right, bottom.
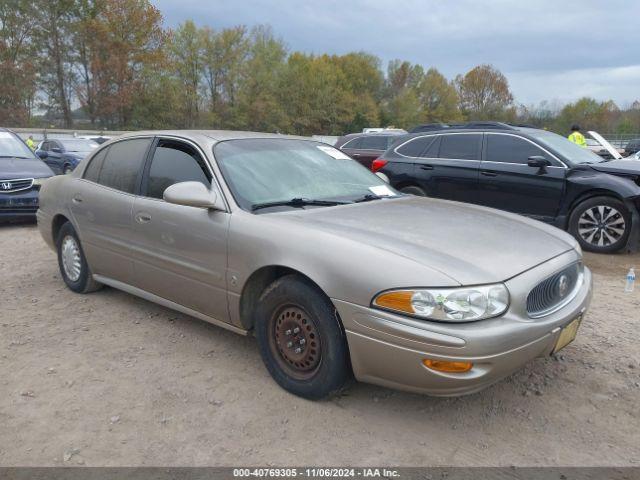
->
left=0, top=178, right=34, bottom=193
left=526, top=262, right=583, bottom=318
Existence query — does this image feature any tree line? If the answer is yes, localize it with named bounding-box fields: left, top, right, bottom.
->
left=2, top=0, right=639, bottom=136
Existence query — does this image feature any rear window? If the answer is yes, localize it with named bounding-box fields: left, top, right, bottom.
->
left=97, top=138, right=151, bottom=193
left=439, top=134, right=482, bottom=160
left=83, top=147, right=109, bottom=183
left=359, top=136, right=391, bottom=150
left=396, top=136, right=436, bottom=157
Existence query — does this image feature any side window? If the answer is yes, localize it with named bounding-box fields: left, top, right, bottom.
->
left=83, top=147, right=109, bottom=183
left=341, top=137, right=363, bottom=150
left=486, top=135, right=549, bottom=164
left=97, top=138, right=151, bottom=194
left=396, top=136, right=436, bottom=157
left=144, top=140, right=211, bottom=200
left=360, top=136, right=389, bottom=150
left=421, top=135, right=441, bottom=158
left=41, top=141, right=49, bottom=151
left=439, top=134, right=482, bottom=160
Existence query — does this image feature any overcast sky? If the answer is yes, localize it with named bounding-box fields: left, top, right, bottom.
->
left=154, top=0, right=640, bottom=107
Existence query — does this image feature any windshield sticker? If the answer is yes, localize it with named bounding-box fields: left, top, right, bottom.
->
left=317, top=145, right=350, bottom=160
left=369, top=185, right=396, bottom=197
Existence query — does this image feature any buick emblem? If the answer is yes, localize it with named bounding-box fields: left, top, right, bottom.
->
left=1, top=182, right=12, bottom=190
left=558, top=274, right=569, bottom=298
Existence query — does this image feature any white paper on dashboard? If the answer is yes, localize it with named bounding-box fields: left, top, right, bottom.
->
left=369, top=185, right=396, bottom=197
left=317, top=145, right=351, bottom=160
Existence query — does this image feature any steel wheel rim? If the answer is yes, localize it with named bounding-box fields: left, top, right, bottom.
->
left=61, top=235, right=82, bottom=282
left=269, top=304, right=322, bottom=380
left=578, top=205, right=626, bottom=247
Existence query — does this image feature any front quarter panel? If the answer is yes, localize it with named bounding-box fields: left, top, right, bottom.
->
left=226, top=209, right=461, bottom=328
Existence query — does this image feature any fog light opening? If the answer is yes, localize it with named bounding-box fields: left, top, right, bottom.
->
left=423, top=358, right=473, bottom=373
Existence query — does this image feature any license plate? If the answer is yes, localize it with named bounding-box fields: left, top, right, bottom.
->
left=553, top=316, right=581, bottom=354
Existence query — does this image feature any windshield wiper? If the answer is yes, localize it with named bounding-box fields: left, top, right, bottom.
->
left=251, top=197, right=351, bottom=211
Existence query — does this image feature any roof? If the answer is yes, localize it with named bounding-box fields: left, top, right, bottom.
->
left=117, top=130, right=311, bottom=143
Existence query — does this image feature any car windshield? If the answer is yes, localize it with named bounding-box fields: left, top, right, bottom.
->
left=0, top=131, right=36, bottom=159
left=529, top=130, right=605, bottom=165
left=58, top=139, right=99, bottom=152
left=214, top=138, right=396, bottom=211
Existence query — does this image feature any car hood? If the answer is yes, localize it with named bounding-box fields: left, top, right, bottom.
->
left=589, top=159, right=640, bottom=176
left=0, top=157, right=54, bottom=178
left=276, top=196, right=576, bottom=285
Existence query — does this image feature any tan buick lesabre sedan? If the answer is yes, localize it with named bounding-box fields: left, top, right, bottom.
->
left=37, top=131, right=593, bottom=399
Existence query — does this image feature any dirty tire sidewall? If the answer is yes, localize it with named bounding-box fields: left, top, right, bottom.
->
left=569, top=196, right=631, bottom=253
left=255, top=275, right=352, bottom=400
left=400, top=185, right=427, bottom=197
left=56, top=222, right=99, bottom=293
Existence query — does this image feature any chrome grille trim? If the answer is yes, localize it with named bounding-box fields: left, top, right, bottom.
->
left=526, top=262, right=583, bottom=318
left=0, top=178, right=34, bottom=193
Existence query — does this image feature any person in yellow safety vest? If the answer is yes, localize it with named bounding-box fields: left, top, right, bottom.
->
left=26, top=135, right=36, bottom=150
left=567, top=124, right=587, bottom=147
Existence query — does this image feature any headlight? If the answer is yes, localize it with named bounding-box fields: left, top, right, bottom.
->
left=372, top=284, right=510, bottom=322
left=32, top=177, right=48, bottom=186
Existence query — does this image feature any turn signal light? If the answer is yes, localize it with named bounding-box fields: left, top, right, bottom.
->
left=373, top=290, right=413, bottom=313
left=371, top=158, right=388, bottom=172
left=423, top=359, right=473, bottom=373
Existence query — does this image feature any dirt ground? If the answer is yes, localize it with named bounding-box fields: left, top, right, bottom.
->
left=1, top=222, right=639, bottom=467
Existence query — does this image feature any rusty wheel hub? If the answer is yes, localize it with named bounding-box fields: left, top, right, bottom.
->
left=272, top=305, right=321, bottom=377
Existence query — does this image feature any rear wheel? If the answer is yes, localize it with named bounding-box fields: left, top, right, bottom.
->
left=255, top=275, right=352, bottom=399
left=400, top=185, right=427, bottom=196
left=569, top=196, right=631, bottom=253
left=56, top=222, right=102, bottom=293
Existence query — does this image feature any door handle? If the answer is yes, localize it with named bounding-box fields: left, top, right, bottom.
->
left=72, top=195, right=83, bottom=203
left=351, top=153, right=361, bottom=157
left=420, top=165, right=434, bottom=170
left=135, top=212, right=152, bottom=223
left=480, top=170, right=498, bottom=177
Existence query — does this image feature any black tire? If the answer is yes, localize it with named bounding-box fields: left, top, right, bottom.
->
left=56, top=222, right=102, bottom=293
left=569, top=196, right=631, bottom=253
left=400, top=185, right=427, bottom=196
left=63, top=164, right=73, bottom=175
left=254, top=275, right=352, bottom=399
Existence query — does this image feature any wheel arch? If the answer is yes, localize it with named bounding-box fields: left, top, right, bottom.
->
left=238, top=265, right=337, bottom=331
left=51, top=213, right=71, bottom=243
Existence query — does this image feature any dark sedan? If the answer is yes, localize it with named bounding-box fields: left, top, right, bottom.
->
left=335, top=131, right=406, bottom=169
left=375, top=122, right=640, bottom=253
left=0, top=129, right=54, bottom=220
left=36, top=138, right=98, bottom=174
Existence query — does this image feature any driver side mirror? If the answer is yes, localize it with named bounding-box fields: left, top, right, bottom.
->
left=163, top=181, right=225, bottom=210
left=36, top=150, right=48, bottom=159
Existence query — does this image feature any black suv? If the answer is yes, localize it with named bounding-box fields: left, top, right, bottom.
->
left=375, top=122, right=640, bottom=253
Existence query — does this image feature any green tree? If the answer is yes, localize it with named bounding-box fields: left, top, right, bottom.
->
left=455, top=64, right=513, bottom=120
left=169, top=20, right=205, bottom=127
left=416, top=68, right=461, bottom=123
left=236, top=25, right=288, bottom=132
left=0, top=0, right=37, bottom=125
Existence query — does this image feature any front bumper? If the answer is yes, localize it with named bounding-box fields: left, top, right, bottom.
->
left=0, top=189, right=40, bottom=219
left=336, top=250, right=593, bottom=396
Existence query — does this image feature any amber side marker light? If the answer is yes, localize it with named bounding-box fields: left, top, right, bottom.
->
left=423, top=359, right=473, bottom=373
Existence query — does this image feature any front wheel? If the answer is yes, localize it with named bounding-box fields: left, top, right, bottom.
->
left=569, top=196, right=631, bottom=253
left=63, top=164, right=73, bottom=175
left=254, top=275, right=352, bottom=399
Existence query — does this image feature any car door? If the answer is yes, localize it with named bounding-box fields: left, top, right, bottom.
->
left=46, top=140, right=65, bottom=174
left=339, top=137, right=366, bottom=166
left=478, top=133, right=566, bottom=222
left=129, top=137, right=230, bottom=322
left=411, top=133, right=482, bottom=203
left=40, top=141, right=60, bottom=174
left=69, top=138, right=152, bottom=285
